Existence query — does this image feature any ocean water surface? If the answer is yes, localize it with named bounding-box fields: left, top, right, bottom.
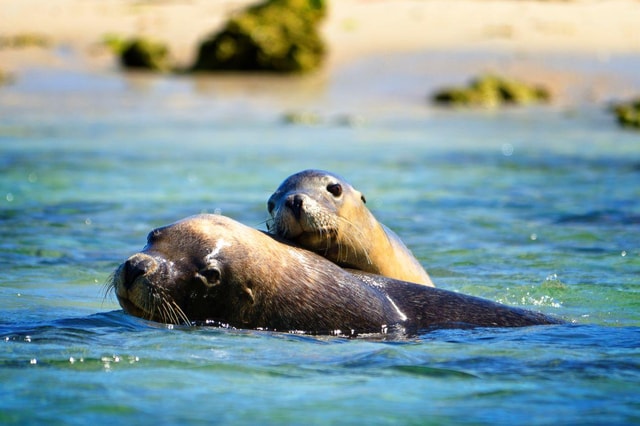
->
left=1, top=51, right=639, bottom=425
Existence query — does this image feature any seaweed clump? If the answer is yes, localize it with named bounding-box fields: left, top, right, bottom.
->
left=612, top=99, right=640, bottom=130
left=192, top=0, right=327, bottom=73
left=0, top=33, right=50, bottom=49
left=432, top=75, right=551, bottom=108
left=119, top=38, right=170, bottom=71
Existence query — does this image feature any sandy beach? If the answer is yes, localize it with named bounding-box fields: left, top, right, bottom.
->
left=1, top=0, right=640, bottom=72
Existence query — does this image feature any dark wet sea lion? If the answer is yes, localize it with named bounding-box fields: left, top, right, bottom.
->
left=267, top=169, right=434, bottom=286
left=109, top=214, right=561, bottom=335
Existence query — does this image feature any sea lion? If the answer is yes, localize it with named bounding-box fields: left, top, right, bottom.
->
left=108, top=214, right=561, bottom=335
left=267, top=169, right=434, bottom=286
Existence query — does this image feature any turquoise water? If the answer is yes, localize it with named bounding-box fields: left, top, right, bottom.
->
left=1, top=51, right=640, bottom=424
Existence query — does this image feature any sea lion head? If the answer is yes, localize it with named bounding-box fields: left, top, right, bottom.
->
left=267, top=169, right=370, bottom=256
left=109, top=214, right=264, bottom=325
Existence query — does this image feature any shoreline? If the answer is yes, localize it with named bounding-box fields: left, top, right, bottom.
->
left=1, top=0, right=639, bottom=112
left=1, top=0, right=640, bottom=73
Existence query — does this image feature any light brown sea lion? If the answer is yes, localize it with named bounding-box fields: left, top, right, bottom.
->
left=267, top=170, right=434, bottom=286
left=108, top=214, right=561, bottom=334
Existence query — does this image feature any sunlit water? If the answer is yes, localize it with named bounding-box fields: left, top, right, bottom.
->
left=1, top=50, right=639, bottom=425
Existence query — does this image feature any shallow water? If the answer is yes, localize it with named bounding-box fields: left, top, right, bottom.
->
left=1, top=51, right=639, bottom=425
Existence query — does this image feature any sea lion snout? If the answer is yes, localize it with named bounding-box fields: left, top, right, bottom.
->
left=122, top=253, right=157, bottom=289
left=285, top=193, right=305, bottom=220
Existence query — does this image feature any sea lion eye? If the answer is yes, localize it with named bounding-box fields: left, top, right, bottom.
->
left=327, top=183, right=342, bottom=197
left=146, top=229, right=162, bottom=246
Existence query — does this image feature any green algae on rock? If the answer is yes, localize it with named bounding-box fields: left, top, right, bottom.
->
left=102, top=34, right=129, bottom=55
left=282, top=111, right=322, bottom=125
left=612, top=99, right=640, bottom=129
left=120, top=38, right=170, bottom=71
left=0, top=33, right=50, bottom=49
left=432, top=75, right=551, bottom=108
left=192, top=0, right=327, bottom=73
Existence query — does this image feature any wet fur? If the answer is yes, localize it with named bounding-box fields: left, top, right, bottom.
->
left=268, top=203, right=371, bottom=266
left=267, top=169, right=434, bottom=286
left=109, top=214, right=562, bottom=334
left=108, top=261, right=190, bottom=325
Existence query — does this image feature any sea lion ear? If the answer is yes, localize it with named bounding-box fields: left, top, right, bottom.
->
left=242, top=286, right=255, bottom=304
left=361, top=194, right=367, bottom=204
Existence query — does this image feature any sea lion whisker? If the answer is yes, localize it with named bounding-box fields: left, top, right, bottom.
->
left=152, top=286, right=190, bottom=325
left=163, top=301, right=179, bottom=325
left=259, top=217, right=274, bottom=232
left=169, top=299, right=191, bottom=325
left=145, top=289, right=159, bottom=322
left=270, top=208, right=291, bottom=237
left=319, top=226, right=337, bottom=257
left=154, top=292, right=171, bottom=324
left=323, top=215, right=354, bottom=260
left=152, top=287, right=173, bottom=323
left=336, top=216, right=371, bottom=265
left=102, top=273, right=116, bottom=305
left=165, top=297, right=185, bottom=325
left=154, top=288, right=179, bottom=325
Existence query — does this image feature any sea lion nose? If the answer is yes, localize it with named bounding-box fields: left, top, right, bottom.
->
left=285, top=194, right=304, bottom=220
left=123, top=254, right=155, bottom=289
